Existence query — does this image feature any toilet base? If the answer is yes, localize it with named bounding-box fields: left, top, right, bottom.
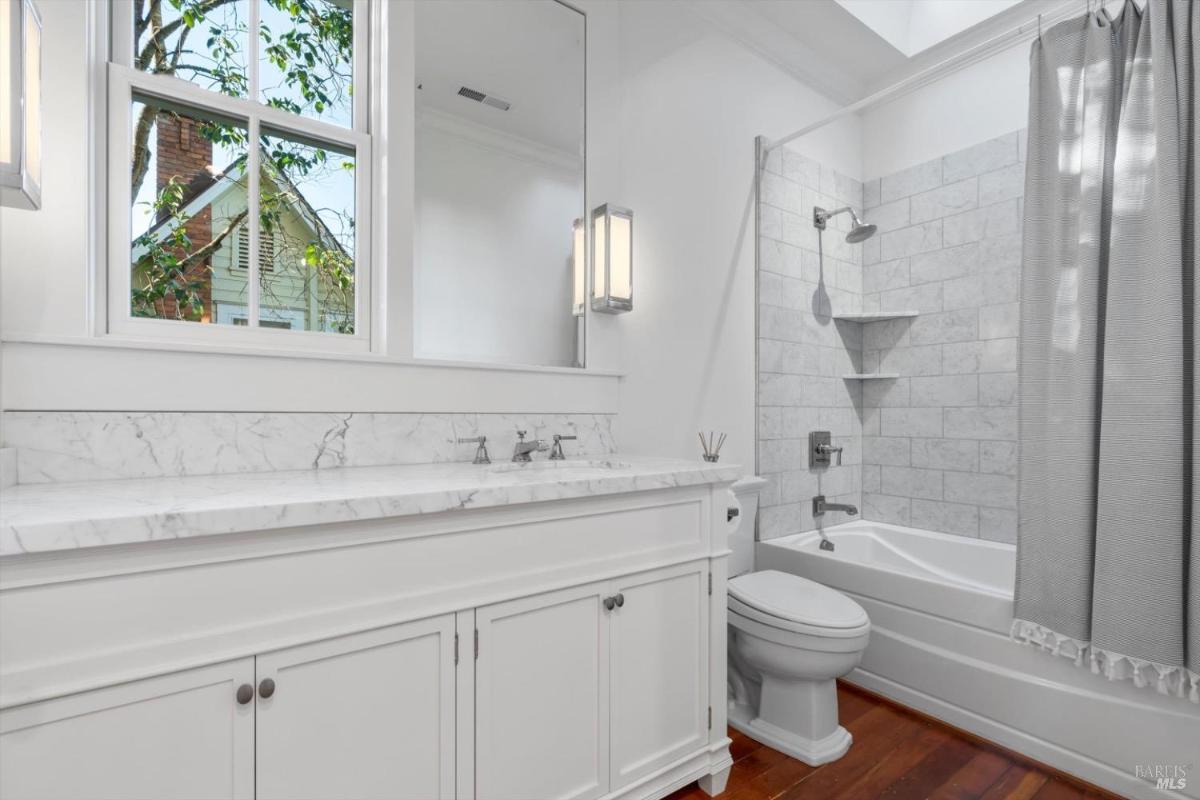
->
left=728, top=702, right=853, bottom=766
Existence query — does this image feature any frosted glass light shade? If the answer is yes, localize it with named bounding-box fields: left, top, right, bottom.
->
left=572, top=217, right=586, bottom=316
left=0, top=0, right=41, bottom=210
left=590, top=204, right=632, bottom=314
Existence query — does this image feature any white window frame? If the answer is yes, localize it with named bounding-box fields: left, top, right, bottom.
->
left=104, top=0, right=372, bottom=354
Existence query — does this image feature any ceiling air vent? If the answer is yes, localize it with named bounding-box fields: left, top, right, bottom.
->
left=457, top=85, right=511, bottom=112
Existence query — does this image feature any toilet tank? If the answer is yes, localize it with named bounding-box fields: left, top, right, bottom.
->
left=728, top=476, right=769, bottom=577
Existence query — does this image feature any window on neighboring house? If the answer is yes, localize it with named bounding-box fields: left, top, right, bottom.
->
left=108, top=0, right=370, bottom=348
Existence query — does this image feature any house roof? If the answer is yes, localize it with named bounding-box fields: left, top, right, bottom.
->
left=135, top=148, right=350, bottom=262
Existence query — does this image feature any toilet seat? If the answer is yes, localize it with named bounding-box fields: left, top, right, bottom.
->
left=728, top=570, right=868, bottom=638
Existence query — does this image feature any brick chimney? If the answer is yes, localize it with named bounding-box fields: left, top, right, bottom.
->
left=154, top=112, right=215, bottom=322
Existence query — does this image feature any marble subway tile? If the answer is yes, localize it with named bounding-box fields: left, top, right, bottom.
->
left=881, top=220, right=943, bottom=261
left=868, top=198, right=911, bottom=233
left=877, top=345, right=942, bottom=376
left=760, top=205, right=783, bottom=241
left=942, top=133, right=1019, bottom=183
left=881, top=407, right=943, bottom=438
left=944, top=471, right=1017, bottom=508
left=761, top=172, right=803, bottom=212
left=979, top=303, right=1020, bottom=340
left=864, top=177, right=881, bottom=209
left=863, top=436, right=911, bottom=466
left=759, top=238, right=806, bottom=279
left=782, top=148, right=821, bottom=188
left=882, top=466, right=943, bottom=501
left=863, top=378, right=910, bottom=408
left=911, top=375, right=978, bottom=407
left=910, top=178, right=978, bottom=224
left=978, top=163, right=1025, bottom=206
left=980, top=507, right=1018, bottom=543
left=942, top=275, right=984, bottom=311
left=910, top=438, right=979, bottom=472
left=911, top=499, right=979, bottom=537
left=881, top=159, right=942, bottom=205
left=880, top=282, right=944, bottom=314
left=909, top=309, right=978, bottom=346
left=862, top=464, right=881, bottom=493
left=909, top=243, right=980, bottom=285
left=980, top=373, right=1018, bottom=406
left=980, top=440, right=1018, bottom=475
left=864, top=258, right=910, bottom=294
left=943, top=407, right=1018, bottom=440
left=943, top=200, right=1020, bottom=247
left=864, top=493, right=911, bottom=525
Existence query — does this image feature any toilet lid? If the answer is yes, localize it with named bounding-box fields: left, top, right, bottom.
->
left=728, top=570, right=868, bottom=630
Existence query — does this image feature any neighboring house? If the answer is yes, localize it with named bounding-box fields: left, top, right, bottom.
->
left=135, top=112, right=353, bottom=332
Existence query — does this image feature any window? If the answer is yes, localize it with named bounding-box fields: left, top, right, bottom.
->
left=107, top=0, right=370, bottom=349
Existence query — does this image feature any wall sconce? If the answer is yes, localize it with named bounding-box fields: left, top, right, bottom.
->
left=590, top=204, right=632, bottom=314
left=571, top=217, right=586, bottom=316
left=0, top=0, right=41, bottom=210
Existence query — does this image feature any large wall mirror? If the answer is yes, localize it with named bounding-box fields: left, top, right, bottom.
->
left=414, top=0, right=586, bottom=368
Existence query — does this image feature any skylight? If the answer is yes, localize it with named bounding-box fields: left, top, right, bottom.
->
left=834, top=0, right=1023, bottom=57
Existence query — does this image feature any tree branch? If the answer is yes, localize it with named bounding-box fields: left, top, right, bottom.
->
left=178, top=208, right=249, bottom=272
left=129, top=103, right=160, bottom=201
left=136, top=0, right=238, bottom=73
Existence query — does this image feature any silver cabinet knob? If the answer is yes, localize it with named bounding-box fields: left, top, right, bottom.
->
left=258, top=678, right=276, bottom=699
left=236, top=684, right=254, bottom=705
left=614, top=593, right=625, bottom=608
left=603, top=596, right=616, bottom=611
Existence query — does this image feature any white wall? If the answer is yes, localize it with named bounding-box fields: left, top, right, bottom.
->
left=861, top=41, right=1030, bottom=179
left=603, top=0, right=861, bottom=469
left=0, top=0, right=861, bottom=467
left=414, top=120, right=580, bottom=367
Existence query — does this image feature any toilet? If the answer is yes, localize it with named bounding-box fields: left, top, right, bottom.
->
left=726, top=477, right=870, bottom=766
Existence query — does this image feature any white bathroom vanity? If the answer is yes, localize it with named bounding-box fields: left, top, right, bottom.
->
left=0, top=458, right=740, bottom=800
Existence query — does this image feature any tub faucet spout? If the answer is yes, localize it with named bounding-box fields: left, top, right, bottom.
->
left=813, top=495, right=858, bottom=517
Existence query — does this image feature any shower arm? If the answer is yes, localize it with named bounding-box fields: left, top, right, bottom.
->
left=813, top=206, right=853, bottom=230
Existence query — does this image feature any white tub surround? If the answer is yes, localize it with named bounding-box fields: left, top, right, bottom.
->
left=758, top=521, right=1200, bottom=800
left=0, top=458, right=740, bottom=800
left=2, top=411, right=617, bottom=484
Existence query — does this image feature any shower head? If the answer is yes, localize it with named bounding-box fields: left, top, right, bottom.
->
left=813, top=205, right=877, bottom=243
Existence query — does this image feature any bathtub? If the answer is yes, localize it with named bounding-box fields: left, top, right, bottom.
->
left=758, top=521, right=1200, bottom=800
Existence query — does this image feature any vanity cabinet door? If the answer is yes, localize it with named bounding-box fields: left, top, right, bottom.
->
left=608, top=562, right=709, bottom=791
left=0, top=658, right=256, bottom=800
left=254, top=615, right=458, bottom=800
left=474, top=581, right=610, bottom=800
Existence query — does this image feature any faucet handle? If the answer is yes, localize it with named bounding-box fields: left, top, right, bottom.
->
left=457, top=435, right=491, bottom=465
left=549, top=434, right=578, bottom=461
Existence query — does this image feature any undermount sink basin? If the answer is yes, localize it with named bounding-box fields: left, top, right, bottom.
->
left=488, top=458, right=633, bottom=474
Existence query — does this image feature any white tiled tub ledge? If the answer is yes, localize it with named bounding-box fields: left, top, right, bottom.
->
left=0, top=457, right=743, bottom=557
left=1, top=411, right=617, bottom=484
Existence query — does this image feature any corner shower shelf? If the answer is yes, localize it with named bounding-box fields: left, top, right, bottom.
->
left=832, top=310, right=920, bottom=322
left=842, top=373, right=900, bottom=380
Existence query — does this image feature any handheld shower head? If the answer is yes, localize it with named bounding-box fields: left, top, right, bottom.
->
left=813, top=205, right=877, bottom=243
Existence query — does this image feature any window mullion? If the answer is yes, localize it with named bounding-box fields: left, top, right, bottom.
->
left=248, top=116, right=261, bottom=328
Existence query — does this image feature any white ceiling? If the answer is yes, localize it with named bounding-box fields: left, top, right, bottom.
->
left=414, top=0, right=584, bottom=155
left=685, top=0, right=1070, bottom=104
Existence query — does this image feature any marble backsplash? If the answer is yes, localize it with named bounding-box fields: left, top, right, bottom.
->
left=2, top=412, right=618, bottom=484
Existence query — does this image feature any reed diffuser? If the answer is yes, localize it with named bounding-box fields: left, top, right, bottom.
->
left=698, top=431, right=726, bottom=462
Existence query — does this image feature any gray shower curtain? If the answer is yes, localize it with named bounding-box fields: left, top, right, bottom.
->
left=1015, top=0, right=1198, bottom=702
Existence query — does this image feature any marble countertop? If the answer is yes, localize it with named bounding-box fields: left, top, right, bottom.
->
left=0, top=457, right=742, bottom=557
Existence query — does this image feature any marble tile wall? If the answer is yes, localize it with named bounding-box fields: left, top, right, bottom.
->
left=756, top=145, right=865, bottom=540
left=857, top=131, right=1025, bottom=543
left=2, top=412, right=618, bottom=484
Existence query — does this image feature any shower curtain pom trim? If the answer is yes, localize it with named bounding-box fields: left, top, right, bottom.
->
left=1010, top=619, right=1200, bottom=704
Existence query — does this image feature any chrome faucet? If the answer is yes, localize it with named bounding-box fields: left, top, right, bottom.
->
left=812, top=495, right=858, bottom=517
left=512, top=431, right=550, bottom=462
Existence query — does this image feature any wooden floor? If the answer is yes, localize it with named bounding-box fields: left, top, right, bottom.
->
left=667, top=683, right=1124, bottom=800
